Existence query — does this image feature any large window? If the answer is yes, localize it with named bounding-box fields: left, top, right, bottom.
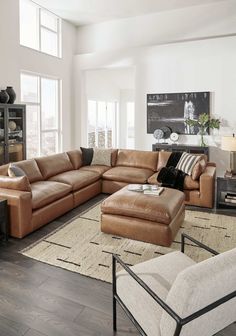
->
left=87, top=101, right=117, bottom=148
left=127, top=102, right=135, bottom=149
left=21, top=72, right=60, bottom=158
left=20, top=0, right=61, bottom=57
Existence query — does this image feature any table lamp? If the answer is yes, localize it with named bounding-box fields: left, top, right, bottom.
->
left=221, top=134, right=236, bottom=177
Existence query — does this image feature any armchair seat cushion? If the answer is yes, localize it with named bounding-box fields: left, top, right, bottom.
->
left=117, top=251, right=195, bottom=336
left=49, top=170, right=100, bottom=191
left=103, top=166, right=153, bottom=183
left=31, top=181, right=72, bottom=210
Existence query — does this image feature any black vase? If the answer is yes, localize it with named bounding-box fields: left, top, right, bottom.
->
left=6, top=86, right=16, bottom=104
left=0, top=90, right=9, bottom=104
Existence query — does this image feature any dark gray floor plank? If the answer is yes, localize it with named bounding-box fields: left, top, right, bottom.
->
left=0, top=315, right=29, bottom=336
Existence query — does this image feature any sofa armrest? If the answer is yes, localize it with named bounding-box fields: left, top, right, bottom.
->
left=0, top=188, right=32, bottom=238
left=0, top=175, right=31, bottom=192
left=199, top=164, right=216, bottom=208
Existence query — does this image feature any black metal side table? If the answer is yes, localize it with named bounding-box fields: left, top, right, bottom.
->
left=0, top=199, right=9, bottom=241
left=216, top=177, right=236, bottom=210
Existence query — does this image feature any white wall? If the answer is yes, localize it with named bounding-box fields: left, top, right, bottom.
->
left=134, top=36, right=236, bottom=175
left=0, top=0, right=77, bottom=151
left=76, top=0, right=236, bottom=54
left=74, top=34, right=236, bottom=175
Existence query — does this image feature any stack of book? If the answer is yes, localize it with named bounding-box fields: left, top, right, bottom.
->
left=128, top=184, right=164, bottom=196
left=225, top=193, right=236, bottom=204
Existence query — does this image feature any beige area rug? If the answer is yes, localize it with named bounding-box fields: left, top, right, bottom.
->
left=21, top=202, right=236, bottom=283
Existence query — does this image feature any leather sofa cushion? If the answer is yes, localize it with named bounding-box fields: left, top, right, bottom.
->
left=192, top=158, right=207, bottom=180
left=148, top=172, right=199, bottom=190
left=0, top=176, right=31, bottom=192
left=157, top=151, right=172, bottom=171
left=184, top=176, right=199, bottom=190
left=103, top=166, right=153, bottom=183
left=35, top=153, right=73, bottom=179
left=101, top=186, right=185, bottom=224
left=80, top=165, right=110, bottom=175
left=116, top=149, right=158, bottom=171
left=14, top=159, right=43, bottom=183
left=49, top=170, right=100, bottom=191
left=31, top=181, right=72, bottom=210
left=147, top=172, right=160, bottom=185
left=67, top=150, right=83, bottom=170
left=111, top=149, right=118, bottom=166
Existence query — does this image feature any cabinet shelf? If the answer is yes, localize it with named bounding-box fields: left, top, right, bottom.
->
left=0, top=104, right=26, bottom=165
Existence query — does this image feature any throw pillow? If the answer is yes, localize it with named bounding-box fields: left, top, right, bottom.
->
left=91, top=148, right=112, bottom=166
left=8, top=163, right=26, bottom=177
left=80, top=147, right=94, bottom=166
left=176, top=152, right=201, bottom=176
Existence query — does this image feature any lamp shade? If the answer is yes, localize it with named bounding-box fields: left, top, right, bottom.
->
left=221, top=136, right=236, bottom=151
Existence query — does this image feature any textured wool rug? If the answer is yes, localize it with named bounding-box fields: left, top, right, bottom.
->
left=21, top=202, right=236, bottom=283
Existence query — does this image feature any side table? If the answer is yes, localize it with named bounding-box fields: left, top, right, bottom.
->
left=216, top=177, right=236, bottom=210
left=0, top=199, right=9, bottom=241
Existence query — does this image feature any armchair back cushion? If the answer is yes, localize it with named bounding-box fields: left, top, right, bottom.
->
left=160, top=248, right=236, bottom=336
left=35, top=153, right=73, bottom=179
left=116, top=149, right=158, bottom=171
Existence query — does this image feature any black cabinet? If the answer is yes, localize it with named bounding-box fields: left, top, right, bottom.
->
left=0, top=104, right=26, bottom=165
left=152, top=144, right=209, bottom=159
left=217, top=177, right=236, bottom=209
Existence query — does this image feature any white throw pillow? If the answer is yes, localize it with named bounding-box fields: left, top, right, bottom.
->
left=91, top=148, right=112, bottom=166
left=176, top=152, right=201, bottom=176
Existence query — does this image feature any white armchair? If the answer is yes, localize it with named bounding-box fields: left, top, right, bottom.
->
left=112, top=234, right=236, bottom=336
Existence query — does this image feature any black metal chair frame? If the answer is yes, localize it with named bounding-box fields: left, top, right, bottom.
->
left=112, top=233, right=236, bottom=336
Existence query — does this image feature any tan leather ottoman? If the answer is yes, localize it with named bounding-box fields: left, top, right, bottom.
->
left=101, top=186, right=185, bottom=247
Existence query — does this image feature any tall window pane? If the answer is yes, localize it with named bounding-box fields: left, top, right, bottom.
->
left=41, top=132, right=58, bottom=156
left=87, top=100, right=117, bottom=148
left=21, top=72, right=60, bottom=158
left=41, top=28, right=58, bottom=57
left=41, top=78, right=58, bottom=130
left=88, top=101, right=96, bottom=147
left=127, top=102, right=135, bottom=149
left=20, top=73, right=39, bottom=103
left=20, top=0, right=61, bottom=58
left=26, top=105, right=40, bottom=158
left=20, top=0, right=39, bottom=50
left=41, top=10, right=58, bottom=31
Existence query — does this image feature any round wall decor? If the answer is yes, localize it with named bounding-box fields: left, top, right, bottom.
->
left=170, top=132, right=179, bottom=142
left=160, top=126, right=172, bottom=139
left=153, top=128, right=164, bottom=141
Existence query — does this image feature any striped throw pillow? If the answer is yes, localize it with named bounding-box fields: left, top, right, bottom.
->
left=176, top=152, right=201, bottom=176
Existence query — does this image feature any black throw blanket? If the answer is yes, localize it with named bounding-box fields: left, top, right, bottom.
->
left=166, top=151, right=183, bottom=168
left=157, top=152, right=187, bottom=191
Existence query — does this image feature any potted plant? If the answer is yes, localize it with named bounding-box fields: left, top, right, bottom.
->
left=185, top=113, right=221, bottom=146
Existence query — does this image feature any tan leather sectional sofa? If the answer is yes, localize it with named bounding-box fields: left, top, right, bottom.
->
left=0, top=149, right=216, bottom=238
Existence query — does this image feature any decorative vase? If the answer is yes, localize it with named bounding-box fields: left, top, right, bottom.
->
left=197, top=126, right=208, bottom=147
left=0, top=90, right=9, bottom=104
left=6, top=86, right=16, bottom=104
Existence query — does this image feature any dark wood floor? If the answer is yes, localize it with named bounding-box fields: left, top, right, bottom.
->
left=0, top=195, right=235, bottom=336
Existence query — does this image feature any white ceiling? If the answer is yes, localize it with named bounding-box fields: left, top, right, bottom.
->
left=34, top=0, right=225, bottom=26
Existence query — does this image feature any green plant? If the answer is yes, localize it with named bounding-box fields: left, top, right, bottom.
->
left=185, top=113, right=221, bottom=146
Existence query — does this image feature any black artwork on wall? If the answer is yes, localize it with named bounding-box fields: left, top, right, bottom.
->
left=147, top=91, right=210, bottom=135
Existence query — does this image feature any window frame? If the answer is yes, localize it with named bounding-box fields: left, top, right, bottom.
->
left=20, top=0, right=61, bottom=58
left=20, top=71, right=62, bottom=158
